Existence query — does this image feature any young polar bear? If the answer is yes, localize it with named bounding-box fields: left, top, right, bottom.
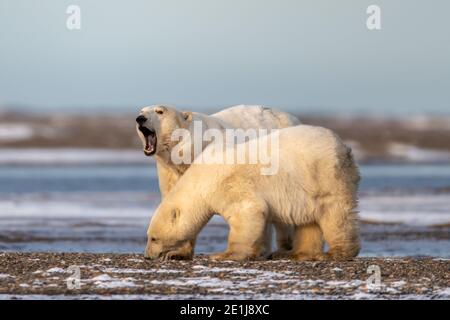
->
left=136, top=104, right=300, bottom=253
left=144, top=125, right=361, bottom=261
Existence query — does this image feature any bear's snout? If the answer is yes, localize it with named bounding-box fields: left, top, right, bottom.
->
left=143, top=249, right=153, bottom=260
left=144, top=240, right=157, bottom=260
left=144, top=246, right=157, bottom=260
left=136, top=115, right=147, bottom=125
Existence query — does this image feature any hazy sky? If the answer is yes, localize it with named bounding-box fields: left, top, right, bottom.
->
left=0, top=0, right=449, bottom=114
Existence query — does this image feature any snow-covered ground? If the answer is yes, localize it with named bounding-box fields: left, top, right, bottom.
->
left=0, top=253, right=448, bottom=300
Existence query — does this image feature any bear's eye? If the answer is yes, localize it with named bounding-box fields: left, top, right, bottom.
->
left=151, top=237, right=157, bottom=242
left=155, top=109, right=164, bottom=115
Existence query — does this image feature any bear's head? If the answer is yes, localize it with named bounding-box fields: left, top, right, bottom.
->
left=144, top=202, right=195, bottom=260
left=136, top=105, right=192, bottom=158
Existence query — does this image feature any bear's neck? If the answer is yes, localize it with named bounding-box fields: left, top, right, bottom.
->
left=182, top=208, right=213, bottom=236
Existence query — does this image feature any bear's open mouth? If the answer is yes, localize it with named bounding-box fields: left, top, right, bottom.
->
left=138, top=126, right=157, bottom=156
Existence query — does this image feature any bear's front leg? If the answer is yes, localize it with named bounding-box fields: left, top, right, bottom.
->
left=210, top=203, right=267, bottom=261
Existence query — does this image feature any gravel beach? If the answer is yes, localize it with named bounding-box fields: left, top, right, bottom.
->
left=0, top=252, right=448, bottom=300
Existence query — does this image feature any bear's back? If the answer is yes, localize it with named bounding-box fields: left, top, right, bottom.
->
left=213, top=105, right=300, bottom=129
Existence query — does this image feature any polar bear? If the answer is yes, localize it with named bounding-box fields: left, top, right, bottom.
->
left=135, top=104, right=300, bottom=196
left=144, top=125, right=361, bottom=261
left=136, top=104, right=300, bottom=253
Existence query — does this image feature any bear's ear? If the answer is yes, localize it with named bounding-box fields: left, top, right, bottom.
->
left=171, top=208, right=180, bottom=224
left=155, top=106, right=167, bottom=115
left=181, top=111, right=193, bottom=122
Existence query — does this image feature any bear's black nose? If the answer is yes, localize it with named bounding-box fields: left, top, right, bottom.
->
left=136, top=115, right=147, bottom=125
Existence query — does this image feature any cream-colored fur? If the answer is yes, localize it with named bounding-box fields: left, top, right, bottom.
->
left=145, top=125, right=361, bottom=261
left=136, top=104, right=300, bottom=253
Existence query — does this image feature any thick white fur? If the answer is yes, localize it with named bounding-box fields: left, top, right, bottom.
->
left=145, top=125, right=361, bottom=261
left=137, top=104, right=300, bottom=253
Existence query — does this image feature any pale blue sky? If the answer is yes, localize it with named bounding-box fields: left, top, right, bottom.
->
left=0, top=0, right=449, bottom=114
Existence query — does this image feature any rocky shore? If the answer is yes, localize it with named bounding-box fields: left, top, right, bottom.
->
left=0, top=252, right=448, bottom=299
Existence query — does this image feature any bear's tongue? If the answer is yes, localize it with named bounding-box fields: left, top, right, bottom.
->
left=145, top=133, right=156, bottom=154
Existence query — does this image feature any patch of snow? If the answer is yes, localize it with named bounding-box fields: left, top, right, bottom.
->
left=325, top=280, right=365, bottom=289
left=390, top=281, right=406, bottom=288
left=0, top=149, right=147, bottom=165
left=150, top=277, right=234, bottom=288
left=0, top=197, right=154, bottom=218
left=388, top=143, right=450, bottom=163
left=403, top=116, right=450, bottom=132
left=350, top=292, right=376, bottom=300
left=385, top=287, right=400, bottom=294
left=149, top=267, right=299, bottom=291
left=0, top=124, right=34, bottom=141
left=91, top=274, right=114, bottom=281
left=46, top=267, right=66, bottom=273
left=193, top=266, right=293, bottom=277
left=436, top=288, right=450, bottom=297
left=103, top=268, right=184, bottom=274
left=193, top=267, right=236, bottom=273
left=359, top=194, right=450, bottom=226
left=0, top=274, right=13, bottom=279
left=89, top=274, right=138, bottom=289
left=95, top=279, right=138, bottom=289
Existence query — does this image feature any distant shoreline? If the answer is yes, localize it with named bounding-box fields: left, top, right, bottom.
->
left=1, top=113, right=450, bottom=164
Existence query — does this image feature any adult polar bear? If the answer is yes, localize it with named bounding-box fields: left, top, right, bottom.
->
left=145, top=125, right=361, bottom=261
left=136, top=104, right=300, bottom=253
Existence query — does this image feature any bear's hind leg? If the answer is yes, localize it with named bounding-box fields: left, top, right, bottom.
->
left=319, top=208, right=360, bottom=261
left=290, top=223, right=325, bottom=261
